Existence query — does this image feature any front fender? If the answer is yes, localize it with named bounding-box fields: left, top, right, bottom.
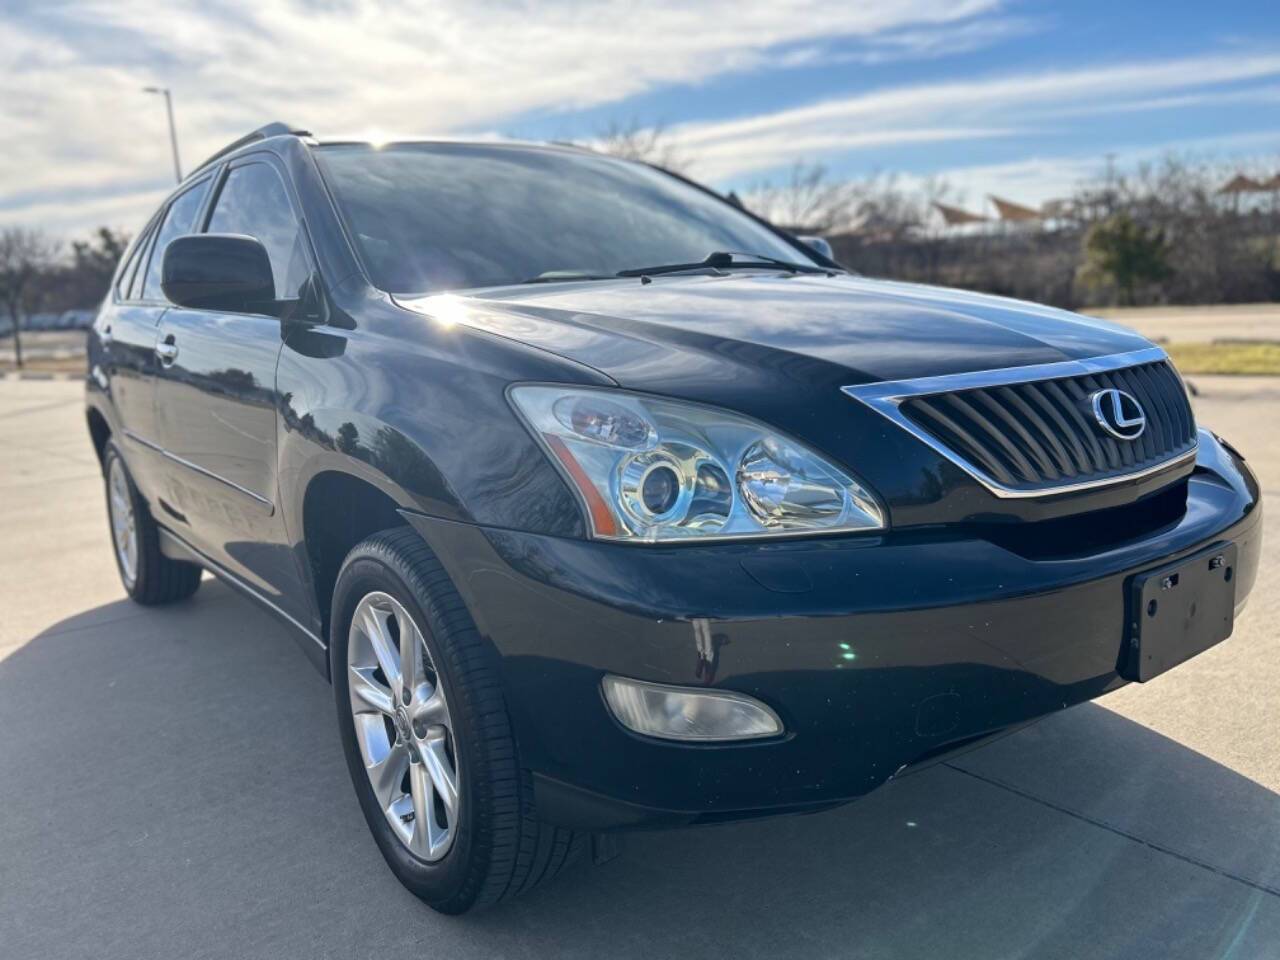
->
left=275, top=310, right=601, bottom=554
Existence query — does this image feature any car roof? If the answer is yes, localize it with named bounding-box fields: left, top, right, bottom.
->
left=195, top=122, right=596, bottom=175
left=311, top=134, right=566, bottom=149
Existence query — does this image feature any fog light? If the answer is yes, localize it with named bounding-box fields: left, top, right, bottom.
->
left=602, top=675, right=783, bottom=742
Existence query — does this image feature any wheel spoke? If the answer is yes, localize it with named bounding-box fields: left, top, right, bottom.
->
left=361, top=605, right=402, bottom=691
left=349, top=665, right=394, bottom=716
left=397, top=607, right=418, bottom=694
left=366, top=741, right=409, bottom=810
left=408, top=761, right=435, bottom=856
left=421, top=735, right=458, bottom=818
left=411, top=685, right=449, bottom=727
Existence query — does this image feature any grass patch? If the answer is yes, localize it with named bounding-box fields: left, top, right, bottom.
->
left=1164, top=341, right=1280, bottom=375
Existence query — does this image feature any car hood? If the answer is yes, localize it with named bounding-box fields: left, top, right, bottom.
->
left=397, top=272, right=1151, bottom=394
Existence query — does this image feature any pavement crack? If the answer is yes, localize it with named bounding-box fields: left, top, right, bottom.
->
left=943, top=761, right=1280, bottom=900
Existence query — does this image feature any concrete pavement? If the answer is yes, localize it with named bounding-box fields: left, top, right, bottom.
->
left=2, top=377, right=1278, bottom=959
left=1095, top=303, right=1280, bottom=344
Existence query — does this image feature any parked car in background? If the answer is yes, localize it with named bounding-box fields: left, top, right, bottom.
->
left=85, top=123, right=1262, bottom=914
left=1, top=309, right=94, bottom=335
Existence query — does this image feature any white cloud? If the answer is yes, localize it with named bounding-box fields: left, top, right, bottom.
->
left=0, top=0, right=1007, bottom=234
left=1038, top=84, right=1280, bottom=120
left=5, top=184, right=172, bottom=237
left=669, top=51, right=1280, bottom=180
left=3, top=2, right=1278, bottom=239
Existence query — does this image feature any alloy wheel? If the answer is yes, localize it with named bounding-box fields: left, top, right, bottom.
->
left=348, top=591, right=459, bottom=861
left=107, top=457, right=138, bottom=586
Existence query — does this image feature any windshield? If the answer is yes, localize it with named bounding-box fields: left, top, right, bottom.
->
left=314, top=142, right=813, bottom=294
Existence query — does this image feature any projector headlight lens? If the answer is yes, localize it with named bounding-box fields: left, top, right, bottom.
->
left=509, top=385, right=885, bottom=542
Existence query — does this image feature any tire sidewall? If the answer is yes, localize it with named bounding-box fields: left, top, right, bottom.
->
left=331, top=551, right=482, bottom=906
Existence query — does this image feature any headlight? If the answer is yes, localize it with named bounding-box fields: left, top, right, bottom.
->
left=508, top=385, right=885, bottom=542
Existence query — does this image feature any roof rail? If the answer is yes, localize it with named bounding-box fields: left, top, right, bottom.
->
left=191, top=122, right=312, bottom=176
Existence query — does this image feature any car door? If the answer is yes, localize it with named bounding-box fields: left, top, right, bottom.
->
left=100, top=217, right=162, bottom=486
left=103, top=180, right=210, bottom=498
left=152, top=155, right=313, bottom=617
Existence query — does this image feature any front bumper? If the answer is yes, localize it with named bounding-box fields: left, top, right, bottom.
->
left=405, top=430, right=1262, bottom=830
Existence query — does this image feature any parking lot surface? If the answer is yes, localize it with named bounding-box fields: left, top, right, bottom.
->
left=1096, top=303, right=1280, bottom=343
left=2, top=376, right=1278, bottom=959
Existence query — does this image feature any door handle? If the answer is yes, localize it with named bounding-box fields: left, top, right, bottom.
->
left=155, top=336, right=179, bottom=364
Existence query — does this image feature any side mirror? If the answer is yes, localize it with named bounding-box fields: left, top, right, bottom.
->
left=161, top=234, right=275, bottom=313
left=795, top=235, right=834, bottom=261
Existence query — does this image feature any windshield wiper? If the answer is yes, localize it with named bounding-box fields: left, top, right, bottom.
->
left=520, top=271, right=615, bottom=284
left=616, top=250, right=835, bottom=278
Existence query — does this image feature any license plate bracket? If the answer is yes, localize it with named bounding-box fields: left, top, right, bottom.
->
left=1122, top=541, right=1237, bottom=682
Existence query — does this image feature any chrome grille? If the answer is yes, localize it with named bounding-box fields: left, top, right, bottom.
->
left=842, top=348, right=1198, bottom=498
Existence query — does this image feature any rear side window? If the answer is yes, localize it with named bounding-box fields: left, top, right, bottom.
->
left=123, top=225, right=157, bottom=300
left=123, top=227, right=153, bottom=296
left=115, top=215, right=160, bottom=300
left=206, top=163, right=309, bottom=299
left=140, top=180, right=211, bottom=302
left=114, top=231, right=145, bottom=299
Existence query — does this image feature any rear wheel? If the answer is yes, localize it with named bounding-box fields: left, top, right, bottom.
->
left=331, top=527, right=584, bottom=914
left=103, top=440, right=202, bottom=605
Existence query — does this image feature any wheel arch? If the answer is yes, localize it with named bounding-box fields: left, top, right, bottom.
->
left=86, top=406, right=112, bottom=469
left=300, top=469, right=412, bottom=652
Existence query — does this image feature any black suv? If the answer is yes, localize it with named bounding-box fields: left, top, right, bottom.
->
left=86, top=123, right=1262, bottom=913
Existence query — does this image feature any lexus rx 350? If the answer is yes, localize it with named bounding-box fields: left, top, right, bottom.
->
left=85, top=123, right=1262, bottom=913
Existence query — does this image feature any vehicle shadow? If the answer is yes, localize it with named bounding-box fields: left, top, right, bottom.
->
left=2, top=581, right=1278, bottom=960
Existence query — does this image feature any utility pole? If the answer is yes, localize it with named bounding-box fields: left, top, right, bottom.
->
left=143, top=86, right=182, bottom=183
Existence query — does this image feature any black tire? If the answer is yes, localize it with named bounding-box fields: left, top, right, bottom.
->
left=102, top=440, right=202, bottom=605
left=331, top=527, right=584, bottom=914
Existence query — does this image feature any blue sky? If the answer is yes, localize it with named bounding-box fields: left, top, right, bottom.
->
left=1, top=0, right=1277, bottom=237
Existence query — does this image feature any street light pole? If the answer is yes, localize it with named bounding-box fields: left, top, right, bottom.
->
left=143, top=86, right=183, bottom=183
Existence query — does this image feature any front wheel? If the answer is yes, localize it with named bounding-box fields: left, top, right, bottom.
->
left=330, top=527, right=583, bottom=914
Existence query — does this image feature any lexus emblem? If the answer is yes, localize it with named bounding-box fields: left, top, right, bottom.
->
left=1090, top=388, right=1146, bottom=440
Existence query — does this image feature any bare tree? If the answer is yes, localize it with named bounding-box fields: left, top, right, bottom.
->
left=847, top=172, right=940, bottom=240
left=0, top=227, right=61, bottom=369
left=746, top=162, right=859, bottom=232
left=594, top=119, right=688, bottom=173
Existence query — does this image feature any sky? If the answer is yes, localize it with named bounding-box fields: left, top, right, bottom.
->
left=2, top=0, right=1278, bottom=240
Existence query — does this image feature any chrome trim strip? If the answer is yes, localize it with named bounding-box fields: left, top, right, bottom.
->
left=123, top=429, right=274, bottom=512
left=122, top=428, right=163, bottom=452
left=841, top=347, right=1198, bottom=499
left=158, top=527, right=326, bottom=651
left=163, top=449, right=275, bottom=511
left=843, top=347, right=1170, bottom=403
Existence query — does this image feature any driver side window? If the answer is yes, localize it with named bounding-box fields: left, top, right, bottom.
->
left=206, top=162, right=310, bottom=299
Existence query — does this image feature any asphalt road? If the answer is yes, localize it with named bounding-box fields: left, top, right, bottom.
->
left=2, top=376, right=1278, bottom=960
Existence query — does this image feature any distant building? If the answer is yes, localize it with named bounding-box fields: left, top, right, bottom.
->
left=1217, top=174, right=1266, bottom=195
left=932, top=201, right=988, bottom=226
left=988, top=194, right=1041, bottom=222
left=1216, top=173, right=1276, bottom=213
